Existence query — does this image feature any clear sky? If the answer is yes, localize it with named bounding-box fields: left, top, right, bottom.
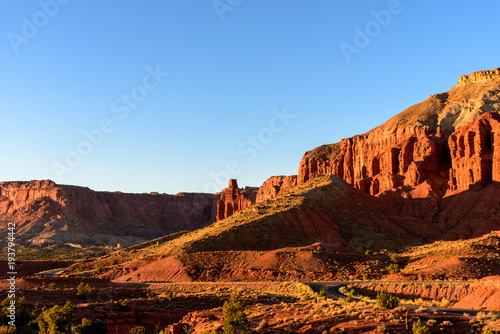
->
left=1, top=1, right=499, bottom=194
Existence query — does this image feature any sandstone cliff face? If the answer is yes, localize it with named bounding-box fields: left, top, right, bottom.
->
left=0, top=180, right=218, bottom=247
left=256, top=175, right=298, bottom=202
left=299, top=69, right=500, bottom=196
left=457, top=68, right=500, bottom=85
left=216, top=179, right=257, bottom=221
left=448, top=113, right=500, bottom=192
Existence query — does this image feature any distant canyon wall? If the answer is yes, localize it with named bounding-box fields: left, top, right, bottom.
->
left=0, top=180, right=218, bottom=247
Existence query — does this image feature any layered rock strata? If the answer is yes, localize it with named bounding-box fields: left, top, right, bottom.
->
left=0, top=180, right=218, bottom=247
left=216, top=179, right=257, bottom=220
left=299, top=69, right=500, bottom=196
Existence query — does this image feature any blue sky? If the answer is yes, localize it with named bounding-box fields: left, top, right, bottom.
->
left=1, top=1, right=499, bottom=194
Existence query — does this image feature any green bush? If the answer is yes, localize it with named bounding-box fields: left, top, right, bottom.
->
left=412, top=318, right=431, bottom=334
left=95, top=264, right=104, bottom=275
left=0, top=296, right=38, bottom=330
left=0, top=325, right=16, bottom=333
left=120, top=300, right=128, bottom=312
left=345, top=289, right=354, bottom=304
left=387, top=263, right=400, bottom=274
left=37, top=301, right=76, bottom=334
left=128, top=325, right=157, bottom=334
left=389, top=252, right=400, bottom=264
left=71, top=318, right=107, bottom=334
left=76, top=282, right=93, bottom=298
left=223, top=294, right=249, bottom=334
left=376, top=290, right=399, bottom=310
left=482, top=329, right=499, bottom=334
left=165, top=292, right=175, bottom=300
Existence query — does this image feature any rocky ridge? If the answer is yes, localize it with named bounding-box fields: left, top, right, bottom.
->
left=0, top=180, right=218, bottom=247
left=298, top=68, right=500, bottom=196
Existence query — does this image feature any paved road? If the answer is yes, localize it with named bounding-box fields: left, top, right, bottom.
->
left=304, top=281, right=482, bottom=317
left=34, top=267, right=69, bottom=277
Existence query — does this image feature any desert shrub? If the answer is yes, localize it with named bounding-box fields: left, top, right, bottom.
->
left=165, top=292, right=175, bottom=300
left=389, top=252, right=400, bottom=264
left=376, top=290, right=399, bottom=310
left=365, top=249, right=372, bottom=255
left=345, top=289, right=354, bottom=304
left=129, top=325, right=157, bottom=334
left=37, top=301, right=76, bottom=334
left=0, top=325, right=16, bottom=333
left=387, top=263, right=400, bottom=274
left=376, top=324, right=388, bottom=333
left=257, top=319, right=268, bottom=330
left=318, top=289, right=327, bottom=298
left=48, top=283, right=58, bottom=290
left=95, top=264, right=104, bottom=275
left=412, top=318, right=431, bottom=334
left=439, top=298, right=450, bottom=307
left=363, top=273, right=370, bottom=280
left=147, top=292, right=160, bottom=302
left=0, top=296, right=38, bottom=329
left=110, top=258, right=118, bottom=266
left=120, top=300, right=128, bottom=312
left=482, top=329, right=499, bottom=334
left=71, top=318, right=107, bottom=334
left=76, top=282, right=93, bottom=298
left=223, top=294, right=250, bottom=334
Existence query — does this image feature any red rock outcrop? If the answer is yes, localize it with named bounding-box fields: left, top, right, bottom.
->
left=256, top=175, right=298, bottom=202
left=448, top=112, right=500, bottom=192
left=299, top=68, right=500, bottom=197
left=0, top=180, right=218, bottom=247
left=458, top=68, right=500, bottom=85
left=216, top=179, right=257, bottom=220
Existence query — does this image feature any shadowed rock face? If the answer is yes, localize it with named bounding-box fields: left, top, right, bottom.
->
left=298, top=69, right=500, bottom=197
left=0, top=180, right=218, bottom=247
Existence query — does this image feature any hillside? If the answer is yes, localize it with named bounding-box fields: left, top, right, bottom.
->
left=69, top=174, right=500, bottom=282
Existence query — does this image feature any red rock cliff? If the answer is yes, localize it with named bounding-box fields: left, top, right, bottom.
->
left=299, top=69, right=500, bottom=196
left=448, top=112, right=500, bottom=192
left=0, top=180, right=218, bottom=247
left=256, top=175, right=298, bottom=202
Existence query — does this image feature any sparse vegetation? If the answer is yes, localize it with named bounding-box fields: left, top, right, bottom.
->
left=37, top=301, right=76, bottom=334
left=345, top=289, right=355, bottom=304
left=76, top=282, right=93, bottom=298
left=257, top=318, right=268, bottom=331
left=120, top=299, right=129, bottom=312
left=223, top=294, right=250, bottom=334
left=387, top=263, right=400, bottom=274
left=95, top=263, right=104, bottom=275
left=376, top=290, right=399, bottom=310
left=71, top=318, right=108, bottom=334
left=412, top=318, right=431, bottom=334
left=0, top=297, right=38, bottom=332
left=128, top=325, right=157, bottom=334
left=165, top=292, right=175, bottom=300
